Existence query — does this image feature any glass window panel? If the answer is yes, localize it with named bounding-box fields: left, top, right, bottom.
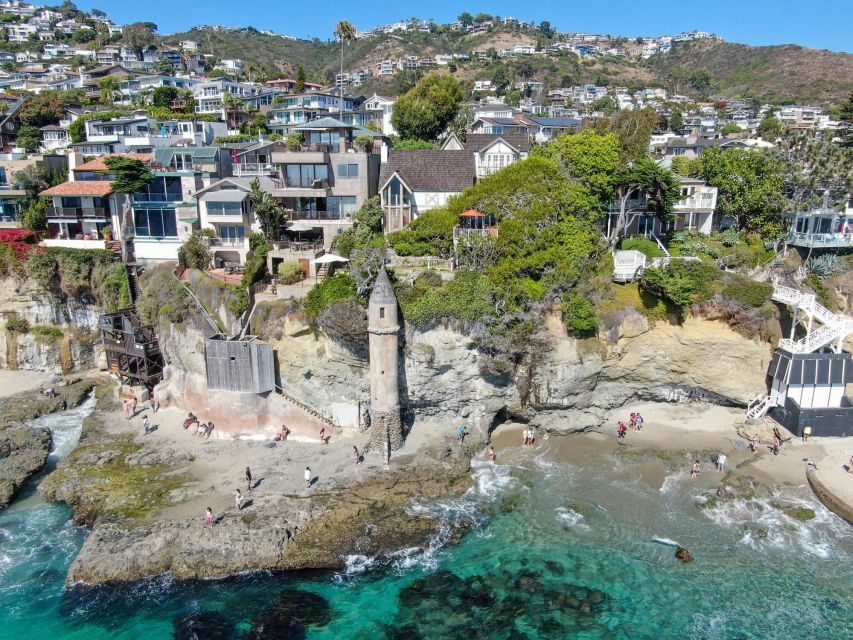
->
left=348, top=164, right=358, bottom=178
left=134, top=210, right=149, bottom=236
left=315, top=165, right=328, bottom=182
left=148, top=209, right=164, bottom=237
left=162, top=210, right=177, bottom=237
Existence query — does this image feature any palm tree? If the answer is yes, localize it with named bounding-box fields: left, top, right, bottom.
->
left=98, top=77, right=119, bottom=105
left=334, top=20, right=356, bottom=118
left=249, top=178, right=288, bottom=245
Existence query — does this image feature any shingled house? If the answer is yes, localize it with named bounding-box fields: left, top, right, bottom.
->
left=378, top=150, right=475, bottom=232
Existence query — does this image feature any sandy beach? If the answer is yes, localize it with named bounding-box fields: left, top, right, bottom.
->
left=492, top=400, right=853, bottom=504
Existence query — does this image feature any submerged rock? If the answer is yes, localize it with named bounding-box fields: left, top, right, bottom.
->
left=173, top=611, right=235, bottom=640
left=675, top=546, right=693, bottom=563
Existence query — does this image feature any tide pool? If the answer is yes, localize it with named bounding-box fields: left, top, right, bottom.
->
left=1, top=407, right=851, bottom=639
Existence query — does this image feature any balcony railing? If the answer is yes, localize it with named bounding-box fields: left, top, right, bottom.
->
left=279, top=177, right=330, bottom=190
left=453, top=227, right=499, bottom=240
left=290, top=209, right=354, bottom=222
left=233, top=162, right=275, bottom=177
left=477, top=166, right=507, bottom=176
left=209, top=237, right=248, bottom=248
left=132, top=193, right=184, bottom=203
left=46, top=207, right=108, bottom=219
left=787, top=231, right=853, bottom=248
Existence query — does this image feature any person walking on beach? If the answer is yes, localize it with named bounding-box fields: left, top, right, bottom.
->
left=353, top=446, right=360, bottom=465
left=142, top=415, right=151, bottom=435
left=691, top=460, right=701, bottom=479
left=488, top=446, right=496, bottom=463
left=245, top=466, right=253, bottom=491
left=121, top=400, right=128, bottom=419
left=771, top=436, right=781, bottom=456
left=629, top=412, right=637, bottom=429
left=319, top=427, right=326, bottom=445
left=617, top=422, right=627, bottom=441
left=527, top=427, right=535, bottom=447
left=749, top=434, right=759, bottom=454
left=717, top=453, right=727, bottom=473
left=205, top=507, right=213, bottom=526
left=130, top=397, right=137, bottom=417
left=522, top=429, right=529, bottom=447
left=304, top=466, right=312, bottom=489
left=635, top=413, right=644, bottom=432
left=802, top=426, right=812, bottom=442
left=458, top=425, right=467, bottom=444
left=234, top=489, right=243, bottom=511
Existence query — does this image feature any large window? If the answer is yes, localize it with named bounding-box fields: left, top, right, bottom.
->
left=61, top=197, right=82, bottom=209
left=285, top=164, right=329, bottom=188
left=327, top=196, right=357, bottom=218
left=207, top=201, right=243, bottom=216
left=134, top=208, right=178, bottom=238
left=307, top=131, right=340, bottom=147
left=337, top=163, right=359, bottom=179
left=218, top=225, right=245, bottom=244
left=135, top=177, right=182, bottom=202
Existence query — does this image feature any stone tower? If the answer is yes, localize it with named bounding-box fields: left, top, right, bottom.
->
left=368, top=267, right=403, bottom=456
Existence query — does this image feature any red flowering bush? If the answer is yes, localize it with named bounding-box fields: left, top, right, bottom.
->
left=0, top=229, right=38, bottom=244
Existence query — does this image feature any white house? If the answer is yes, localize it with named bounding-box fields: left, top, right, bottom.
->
left=364, top=94, right=397, bottom=136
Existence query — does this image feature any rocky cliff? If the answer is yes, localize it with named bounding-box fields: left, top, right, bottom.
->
left=0, top=278, right=101, bottom=374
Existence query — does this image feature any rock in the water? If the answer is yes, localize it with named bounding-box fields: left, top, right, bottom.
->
left=675, top=546, right=693, bottom=563
left=173, top=611, right=235, bottom=640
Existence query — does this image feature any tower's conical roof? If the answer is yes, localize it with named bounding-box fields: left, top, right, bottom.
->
left=369, top=267, right=397, bottom=305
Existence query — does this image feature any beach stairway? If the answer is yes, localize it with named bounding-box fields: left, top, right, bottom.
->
left=746, top=393, right=777, bottom=422
left=771, top=280, right=853, bottom=354
left=273, top=383, right=337, bottom=429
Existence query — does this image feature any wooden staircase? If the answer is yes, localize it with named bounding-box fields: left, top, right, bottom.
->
left=273, top=383, right=338, bottom=429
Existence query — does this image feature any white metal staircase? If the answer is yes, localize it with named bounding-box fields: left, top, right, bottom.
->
left=746, top=392, right=777, bottom=421
left=771, top=280, right=853, bottom=354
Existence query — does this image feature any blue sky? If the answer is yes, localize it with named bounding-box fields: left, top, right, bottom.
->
left=76, top=1, right=852, bottom=52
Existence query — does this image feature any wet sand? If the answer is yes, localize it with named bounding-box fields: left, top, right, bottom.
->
left=0, top=369, right=52, bottom=398
left=491, top=401, right=852, bottom=498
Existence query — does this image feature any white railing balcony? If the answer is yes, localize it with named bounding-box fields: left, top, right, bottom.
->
left=453, top=227, right=499, bottom=240
left=208, top=237, right=248, bottom=248
left=477, top=166, right=506, bottom=176
left=787, top=231, right=853, bottom=249
left=233, top=163, right=275, bottom=177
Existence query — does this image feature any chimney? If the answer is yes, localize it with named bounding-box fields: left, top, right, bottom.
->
left=67, top=152, right=85, bottom=180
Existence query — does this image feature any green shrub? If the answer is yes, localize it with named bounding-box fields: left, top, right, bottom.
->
left=305, top=273, right=359, bottom=317
left=0, top=243, right=22, bottom=276
left=414, top=269, right=443, bottom=288
left=287, top=131, right=304, bottom=151
left=241, top=253, right=267, bottom=286
left=387, top=208, right=457, bottom=257
left=228, top=287, right=249, bottom=316
left=180, top=234, right=211, bottom=269
left=621, top=237, right=664, bottom=258
left=248, top=232, right=267, bottom=252
left=398, top=270, right=496, bottom=327
left=805, top=275, right=834, bottom=308
left=5, top=314, right=29, bottom=333
left=721, top=277, right=773, bottom=308
left=277, top=261, right=304, bottom=284
left=25, top=251, right=58, bottom=290
left=641, top=261, right=719, bottom=316
left=31, top=324, right=63, bottom=344
left=561, top=293, right=599, bottom=335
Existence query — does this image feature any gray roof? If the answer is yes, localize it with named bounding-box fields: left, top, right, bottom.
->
left=379, top=150, right=475, bottom=192
left=369, top=268, right=397, bottom=305
left=293, top=116, right=353, bottom=130
left=464, top=133, right=530, bottom=153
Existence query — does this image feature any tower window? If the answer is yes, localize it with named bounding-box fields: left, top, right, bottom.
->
left=380, top=307, right=385, bottom=319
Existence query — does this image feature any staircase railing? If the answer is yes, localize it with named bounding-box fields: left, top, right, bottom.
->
left=273, top=382, right=337, bottom=429
left=771, top=278, right=853, bottom=353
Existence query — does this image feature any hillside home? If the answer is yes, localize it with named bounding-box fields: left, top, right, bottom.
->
left=265, top=78, right=324, bottom=93
left=193, top=79, right=262, bottom=116
left=379, top=150, right=475, bottom=232
left=604, top=177, right=719, bottom=238
left=267, top=92, right=355, bottom=135
left=470, top=117, right=528, bottom=135
left=364, top=94, right=397, bottom=136
left=38, top=125, right=69, bottom=152
left=522, top=116, right=582, bottom=142
left=441, top=132, right=531, bottom=178
left=0, top=152, right=65, bottom=225
left=787, top=206, right=853, bottom=250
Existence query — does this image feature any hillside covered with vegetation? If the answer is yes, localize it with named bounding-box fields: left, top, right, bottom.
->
left=164, top=25, right=852, bottom=107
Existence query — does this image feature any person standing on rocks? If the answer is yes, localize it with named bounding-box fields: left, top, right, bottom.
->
left=527, top=427, right=535, bottom=447
left=205, top=507, right=213, bottom=526
left=130, top=397, right=137, bottom=417
left=617, top=422, right=627, bottom=441
left=691, top=460, right=701, bottom=479
left=234, top=489, right=243, bottom=511
left=353, top=446, right=360, bottom=465
left=245, top=466, right=253, bottom=491
left=717, top=453, right=727, bottom=473
left=458, top=426, right=467, bottom=444
left=304, top=466, right=312, bottom=489
left=488, top=446, right=496, bottom=463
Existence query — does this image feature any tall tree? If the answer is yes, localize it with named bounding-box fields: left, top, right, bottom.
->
left=774, top=130, right=852, bottom=209
left=610, top=156, right=680, bottom=246
left=249, top=179, right=288, bottom=244
left=295, top=65, right=306, bottom=93
left=123, top=22, right=158, bottom=59
left=334, top=20, right=356, bottom=118
left=98, top=77, right=118, bottom=105
left=609, top=107, right=662, bottom=164
left=102, top=156, right=154, bottom=264
left=698, top=146, right=787, bottom=238
left=391, top=74, right=463, bottom=142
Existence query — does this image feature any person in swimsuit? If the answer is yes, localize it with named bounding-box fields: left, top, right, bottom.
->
left=488, top=446, right=496, bottom=462
left=691, top=460, right=701, bottom=479
left=234, top=489, right=243, bottom=511
left=353, top=446, right=360, bottom=465
left=205, top=507, right=213, bottom=526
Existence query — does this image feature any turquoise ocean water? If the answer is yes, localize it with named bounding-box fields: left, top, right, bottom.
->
left=1, top=402, right=851, bottom=639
